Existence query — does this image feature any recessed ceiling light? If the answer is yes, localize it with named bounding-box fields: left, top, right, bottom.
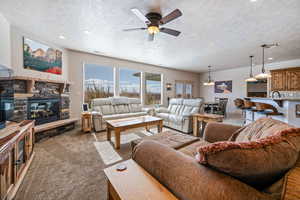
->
left=250, top=0, right=257, bottom=2
left=84, top=30, right=91, bottom=35
left=268, top=57, right=273, bottom=60
left=59, top=35, right=66, bottom=39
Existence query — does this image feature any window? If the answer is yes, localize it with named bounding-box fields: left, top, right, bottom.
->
left=145, top=72, right=162, bottom=105
left=84, top=64, right=114, bottom=104
left=119, top=68, right=141, bottom=98
left=175, top=82, right=184, bottom=98
left=186, top=83, right=193, bottom=98
left=175, top=81, right=193, bottom=98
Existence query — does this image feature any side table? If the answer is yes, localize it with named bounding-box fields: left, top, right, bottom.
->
left=104, top=159, right=178, bottom=200
left=193, top=113, right=224, bottom=137
left=81, top=112, right=92, bottom=133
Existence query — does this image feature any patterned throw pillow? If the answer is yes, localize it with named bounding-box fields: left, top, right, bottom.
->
left=196, top=120, right=300, bottom=189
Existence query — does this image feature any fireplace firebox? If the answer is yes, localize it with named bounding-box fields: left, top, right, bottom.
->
left=27, top=98, right=60, bottom=125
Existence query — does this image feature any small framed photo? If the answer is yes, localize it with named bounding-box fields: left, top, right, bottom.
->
left=296, top=104, right=300, bottom=118
left=82, top=103, right=89, bottom=112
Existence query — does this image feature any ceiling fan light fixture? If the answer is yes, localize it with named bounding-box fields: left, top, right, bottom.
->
left=148, top=26, right=160, bottom=34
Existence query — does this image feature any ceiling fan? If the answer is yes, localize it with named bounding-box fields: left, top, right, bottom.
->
left=124, top=8, right=182, bottom=41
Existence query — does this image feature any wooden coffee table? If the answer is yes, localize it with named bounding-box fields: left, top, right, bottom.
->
left=106, top=116, right=163, bottom=149
left=193, top=113, right=224, bottom=137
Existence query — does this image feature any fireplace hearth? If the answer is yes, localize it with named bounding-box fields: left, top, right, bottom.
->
left=27, top=98, right=60, bottom=125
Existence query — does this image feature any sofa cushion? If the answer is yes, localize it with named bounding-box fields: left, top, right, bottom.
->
left=156, top=113, right=169, bottom=121
left=128, top=98, right=143, bottom=112
left=168, top=104, right=180, bottom=114
left=169, top=114, right=184, bottom=125
left=196, top=121, right=300, bottom=189
left=114, top=104, right=130, bottom=114
left=231, top=117, right=292, bottom=142
left=168, top=98, right=183, bottom=114
left=109, top=97, right=129, bottom=105
left=179, top=140, right=210, bottom=158
left=131, top=131, right=199, bottom=151
left=101, top=105, right=115, bottom=115
left=92, top=98, right=115, bottom=115
left=129, top=104, right=142, bottom=112
left=103, top=112, right=147, bottom=120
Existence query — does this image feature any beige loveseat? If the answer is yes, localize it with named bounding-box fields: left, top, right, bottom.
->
left=91, top=97, right=152, bottom=132
left=155, top=98, right=203, bottom=133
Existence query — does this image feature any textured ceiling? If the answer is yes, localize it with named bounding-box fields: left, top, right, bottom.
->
left=0, top=0, right=300, bottom=72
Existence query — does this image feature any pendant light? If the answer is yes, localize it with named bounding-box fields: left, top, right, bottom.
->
left=255, top=43, right=278, bottom=79
left=245, top=55, right=257, bottom=82
left=203, top=66, right=215, bottom=86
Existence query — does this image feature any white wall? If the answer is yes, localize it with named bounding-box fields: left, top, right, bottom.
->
left=10, top=26, right=69, bottom=81
left=68, top=50, right=201, bottom=118
left=199, top=59, right=300, bottom=115
left=0, top=13, right=11, bottom=68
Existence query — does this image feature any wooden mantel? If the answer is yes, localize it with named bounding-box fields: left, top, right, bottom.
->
left=9, top=75, right=72, bottom=85
left=0, top=75, right=72, bottom=96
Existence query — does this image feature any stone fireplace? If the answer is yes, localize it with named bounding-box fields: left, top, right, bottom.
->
left=27, top=98, right=60, bottom=125
left=0, top=76, right=71, bottom=125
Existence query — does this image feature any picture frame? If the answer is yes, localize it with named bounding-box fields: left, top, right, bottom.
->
left=82, top=103, right=89, bottom=112
left=23, top=37, right=62, bottom=75
left=214, top=80, right=232, bottom=93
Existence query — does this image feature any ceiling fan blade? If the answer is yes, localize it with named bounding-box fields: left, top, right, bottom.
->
left=123, top=28, right=147, bottom=32
left=160, top=28, right=181, bottom=37
left=131, top=8, right=151, bottom=25
left=148, top=33, right=154, bottom=41
left=160, top=9, right=182, bottom=25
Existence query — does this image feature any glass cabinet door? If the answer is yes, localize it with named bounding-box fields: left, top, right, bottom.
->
left=16, top=136, right=26, bottom=178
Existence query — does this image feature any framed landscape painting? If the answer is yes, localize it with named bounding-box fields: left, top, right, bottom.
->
left=23, top=37, right=62, bottom=75
left=214, top=80, right=232, bottom=93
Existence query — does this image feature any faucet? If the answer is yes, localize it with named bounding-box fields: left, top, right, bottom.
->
left=271, top=91, right=281, bottom=99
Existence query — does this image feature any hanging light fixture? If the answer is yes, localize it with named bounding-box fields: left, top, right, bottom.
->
left=245, top=55, right=257, bottom=82
left=255, top=43, right=278, bottom=79
left=203, top=66, right=215, bottom=86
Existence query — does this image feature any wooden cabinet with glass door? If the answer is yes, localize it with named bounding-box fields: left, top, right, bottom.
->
left=0, top=120, right=35, bottom=200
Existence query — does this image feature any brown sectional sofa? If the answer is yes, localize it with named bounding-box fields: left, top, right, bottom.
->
left=132, top=118, right=300, bottom=200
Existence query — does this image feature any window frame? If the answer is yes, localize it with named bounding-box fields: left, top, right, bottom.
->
left=118, top=67, right=142, bottom=99
left=83, top=64, right=164, bottom=106
left=175, top=80, right=194, bottom=99
left=144, top=72, right=163, bottom=105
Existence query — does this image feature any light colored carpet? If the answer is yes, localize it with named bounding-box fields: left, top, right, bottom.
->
left=14, top=126, right=173, bottom=200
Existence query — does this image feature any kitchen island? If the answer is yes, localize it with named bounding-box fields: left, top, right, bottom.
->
left=245, top=97, right=300, bottom=127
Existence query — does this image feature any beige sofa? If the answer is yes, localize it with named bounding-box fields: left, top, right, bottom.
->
left=91, top=97, right=153, bottom=132
left=155, top=98, right=203, bottom=133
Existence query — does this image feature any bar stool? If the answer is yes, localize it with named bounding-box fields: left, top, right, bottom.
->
left=243, top=100, right=256, bottom=122
left=234, top=98, right=246, bottom=123
left=255, top=102, right=283, bottom=117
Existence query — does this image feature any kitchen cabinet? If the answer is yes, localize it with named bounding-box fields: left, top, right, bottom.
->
left=271, top=70, right=286, bottom=91
left=270, top=67, right=300, bottom=91
left=286, top=69, right=300, bottom=91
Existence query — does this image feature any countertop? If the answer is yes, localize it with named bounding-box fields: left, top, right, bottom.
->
left=246, top=97, right=300, bottom=101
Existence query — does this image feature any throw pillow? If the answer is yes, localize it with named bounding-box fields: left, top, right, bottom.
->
left=196, top=127, right=300, bottom=189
